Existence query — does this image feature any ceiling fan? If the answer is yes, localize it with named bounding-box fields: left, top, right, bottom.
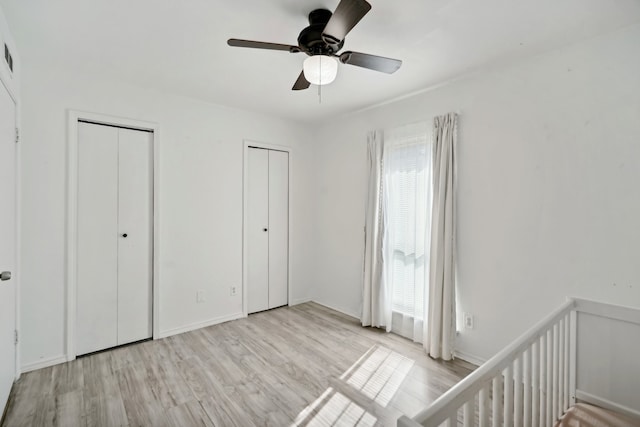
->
left=227, top=0, right=402, bottom=90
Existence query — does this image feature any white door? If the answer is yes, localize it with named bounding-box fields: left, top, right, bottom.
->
left=77, top=123, right=119, bottom=354
left=267, top=150, right=288, bottom=308
left=0, top=82, right=17, bottom=412
left=116, top=128, right=153, bottom=345
left=246, top=147, right=288, bottom=314
left=76, top=122, right=152, bottom=355
left=247, top=148, right=269, bottom=313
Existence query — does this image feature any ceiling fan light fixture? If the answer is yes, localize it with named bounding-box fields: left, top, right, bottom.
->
left=303, top=55, right=338, bottom=86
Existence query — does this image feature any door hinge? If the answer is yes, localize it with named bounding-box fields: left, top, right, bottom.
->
left=15, top=127, right=19, bottom=144
left=14, top=330, right=18, bottom=345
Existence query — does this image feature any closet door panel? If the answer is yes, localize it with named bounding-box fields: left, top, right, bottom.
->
left=117, top=128, right=153, bottom=345
left=247, top=148, right=269, bottom=313
left=268, top=150, right=288, bottom=309
left=76, top=123, right=119, bottom=355
left=0, top=82, right=17, bottom=409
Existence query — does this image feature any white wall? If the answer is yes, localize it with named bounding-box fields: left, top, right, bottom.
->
left=19, top=65, right=315, bottom=368
left=312, top=24, right=640, bottom=362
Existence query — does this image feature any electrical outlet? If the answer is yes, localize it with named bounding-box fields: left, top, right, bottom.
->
left=196, top=290, right=205, bottom=303
left=230, top=286, right=237, bottom=296
left=463, top=313, right=474, bottom=330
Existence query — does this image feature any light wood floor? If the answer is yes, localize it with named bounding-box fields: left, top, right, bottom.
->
left=2, top=302, right=475, bottom=427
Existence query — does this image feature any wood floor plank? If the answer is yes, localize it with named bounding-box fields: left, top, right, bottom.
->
left=144, top=359, right=193, bottom=409
left=199, top=394, right=258, bottom=427
left=173, top=356, right=223, bottom=402
left=52, top=389, right=85, bottom=427
left=165, top=400, right=214, bottom=427
left=29, top=394, right=55, bottom=427
left=83, top=394, right=128, bottom=427
left=116, top=364, right=156, bottom=406
left=2, top=303, right=475, bottom=427
left=120, top=398, right=170, bottom=427
left=51, top=359, right=84, bottom=396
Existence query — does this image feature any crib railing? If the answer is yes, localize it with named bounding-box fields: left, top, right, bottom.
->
left=398, top=299, right=576, bottom=427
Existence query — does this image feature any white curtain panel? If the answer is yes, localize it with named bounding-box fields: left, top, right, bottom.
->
left=362, top=131, right=390, bottom=329
left=426, top=112, right=458, bottom=360
left=382, top=122, right=431, bottom=343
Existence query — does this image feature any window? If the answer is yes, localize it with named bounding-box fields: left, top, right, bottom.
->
left=383, top=122, right=432, bottom=320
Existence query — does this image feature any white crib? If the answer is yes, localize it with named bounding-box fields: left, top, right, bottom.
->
left=398, top=297, right=640, bottom=427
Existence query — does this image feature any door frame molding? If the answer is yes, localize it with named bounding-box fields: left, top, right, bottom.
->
left=242, top=140, right=293, bottom=317
left=66, top=110, right=160, bottom=361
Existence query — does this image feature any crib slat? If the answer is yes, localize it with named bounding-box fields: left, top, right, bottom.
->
left=492, top=376, right=503, bottom=427
left=480, top=384, right=490, bottom=427
left=564, top=313, right=570, bottom=412
left=546, top=330, right=553, bottom=427
left=515, top=348, right=531, bottom=427
left=531, top=341, right=538, bottom=427
left=504, top=365, right=513, bottom=427
left=463, top=400, right=474, bottom=427
left=445, top=415, right=456, bottom=427
left=569, top=310, right=577, bottom=407
left=558, top=318, right=565, bottom=419
left=539, top=335, right=546, bottom=427
left=514, top=355, right=523, bottom=427
left=552, top=324, right=559, bottom=422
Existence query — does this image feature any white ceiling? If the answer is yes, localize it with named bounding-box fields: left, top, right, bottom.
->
left=2, top=0, right=640, bottom=123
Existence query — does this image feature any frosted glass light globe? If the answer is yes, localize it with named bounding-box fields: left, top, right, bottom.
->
left=303, top=55, right=338, bottom=85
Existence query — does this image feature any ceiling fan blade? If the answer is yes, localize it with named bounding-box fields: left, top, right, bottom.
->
left=322, top=0, right=371, bottom=43
left=292, top=71, right=310, bottom=91
left=227, top=38, right=301, bottom=53
left=339, top=51, right=402, bottom=74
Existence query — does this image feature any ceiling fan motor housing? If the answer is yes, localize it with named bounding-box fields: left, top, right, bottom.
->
left=297, top=9, right=344, bottom=55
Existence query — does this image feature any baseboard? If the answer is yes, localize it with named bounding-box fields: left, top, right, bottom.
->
left=289, top=297, right=312, bottom=306
left=21, top=354, right=67, bottom=373
left=311, top=300, right=360, bottom=320
left=453, top=349, right=486, bottom=367
left=576, top=390, right=640, bottom=420
left=157, top=312, right=245, bottom=339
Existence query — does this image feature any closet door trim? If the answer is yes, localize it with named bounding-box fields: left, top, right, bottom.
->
left=242, top=140, right=293, bottom=317
left=66, top=110, right=160, bottom=361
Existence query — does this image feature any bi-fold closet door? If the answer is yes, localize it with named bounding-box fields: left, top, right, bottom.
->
left=76, top=122, right=153, bottom=356
left=247, top=147, right=289, bottom=314
left=0, top=74, right=17, bottom=416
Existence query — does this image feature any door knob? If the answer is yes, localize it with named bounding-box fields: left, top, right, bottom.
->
left=0, top=271, right=11, bottom=281
left=122, top=233, right=128, bottom=238
left=263, top=228, right=268, bottom=232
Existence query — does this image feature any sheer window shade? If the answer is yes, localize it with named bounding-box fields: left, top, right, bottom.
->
left=383, top=122, right=432, bottom=339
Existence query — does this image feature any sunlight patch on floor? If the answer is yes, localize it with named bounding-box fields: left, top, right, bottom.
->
left=292, top=387, right=377, bottom=427
left=341, top=345, right=414, bottom=407
left=294, top=345, right=416, bottom=426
